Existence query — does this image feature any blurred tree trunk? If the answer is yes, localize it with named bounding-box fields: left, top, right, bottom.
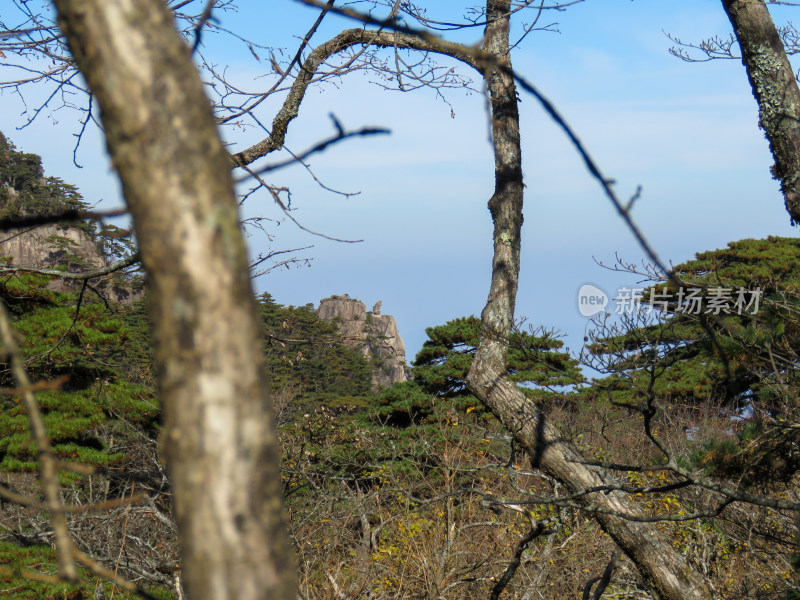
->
left=722, top=0, right=800, bottom=225
left=52, top=2, right=295, bottom=600
left=47, top=1, right=725, bottom=599
left=465, top=2, right=714, bottom=599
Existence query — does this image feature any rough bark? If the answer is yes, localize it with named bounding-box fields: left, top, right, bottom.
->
left=464, top=2, right=715, bottom=599
left=46, top=2, right=718, bottom=598
left=722, top=0, right=800, bottom=225
left=52, top=2, right=295, bottom=600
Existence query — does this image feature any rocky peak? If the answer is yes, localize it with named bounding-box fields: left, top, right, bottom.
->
left=316, top=294, right=365, bottom=321
left=0, top=132, right=141, bottom=304
left=316, top=295, right=408, bottom=391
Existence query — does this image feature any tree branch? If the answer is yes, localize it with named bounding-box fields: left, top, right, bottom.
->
left=0, top=300, right=77, bottom=580
left=0, top=251, right=140, bottom=279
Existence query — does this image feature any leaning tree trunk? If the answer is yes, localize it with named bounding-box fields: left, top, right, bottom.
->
left=52, top=3, right=295, bottom=600
left=465, top=2, right=715, bottom=599
left=722, top=0, right=800, bottom=225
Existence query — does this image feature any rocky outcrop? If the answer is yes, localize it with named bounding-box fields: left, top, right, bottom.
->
left=0, top=223, right=106, bottom=270
left=0, top=223, right=142, bottom=304
left=316, top=295, right=408, bottom=391
left=0, top=131, right=142, bottom=304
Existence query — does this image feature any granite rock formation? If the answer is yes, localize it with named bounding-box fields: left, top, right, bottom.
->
left=0, top=223, right=106, bottom=270
left=0, top=223, right=142, bottom=304
left=316, top=295, right=408, bottom=391
left=0, top=131, right=142, bottom=304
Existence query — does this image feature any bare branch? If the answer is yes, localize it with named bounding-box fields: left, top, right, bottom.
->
left=237, top=165, right=363, bottom=243
left=489, top=516, right=555, bottom=600
left=583, top=551, right=621, bottom=600
left=0, top=251, right=140, bottom=279
left=231, top=27, right=479, bottom=167
left=0, top=300, right=77, bottom=580
left=239, top=119, right=390, bottom=176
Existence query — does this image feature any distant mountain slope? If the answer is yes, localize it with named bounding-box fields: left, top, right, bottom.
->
left=0, top=131, right=141, bottom=303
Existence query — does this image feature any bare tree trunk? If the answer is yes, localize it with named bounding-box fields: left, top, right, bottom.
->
left=722, top=0, right=800, bottom=225
left=465, top=3, right=714, bottom=599
left=52, top=3, right=295, bottom=600
left=46, top=1, right=724, bottom=598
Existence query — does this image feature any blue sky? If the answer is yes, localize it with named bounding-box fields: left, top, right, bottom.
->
left=0, top=0, right=797, bottom=363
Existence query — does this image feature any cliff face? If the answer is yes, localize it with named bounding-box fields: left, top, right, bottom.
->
left=0, top=223, right=142, bottom=304
left=0, top=132, right=142, bottom=304
left=316, top=295, right=408, bottom=391
left=0, top=222, right=106, bottom=270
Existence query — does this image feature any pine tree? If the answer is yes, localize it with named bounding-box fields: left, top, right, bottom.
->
left=258, top=293, right=372, bottom=402
left=587, top=236, right=800, bottom=407
left=413, top=315, right=584, bottom=399
left=585, top=236, right=800, bottom=481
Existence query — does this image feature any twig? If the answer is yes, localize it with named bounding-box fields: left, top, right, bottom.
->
left=489, top=516, right=554, bottom=600
left=191, top=0, right=216, bottom=53
left=0, top=482, right=146, bottom=513
left=0, top=207, right=129, bottom=230
left=237, top=165, right=363, bottom=243
left=0, top=374, right=69, bottom=395
left=0, top=299, right=78, bottom=580
left=583, top=550, right=621, bottom=600
left=74, top=549, right=161, bottom=600
left=238, top=120, right=390, bottom=177
left=0, top=251, right=140, bottom=279
left=110, top=483, right=134, bottom=600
